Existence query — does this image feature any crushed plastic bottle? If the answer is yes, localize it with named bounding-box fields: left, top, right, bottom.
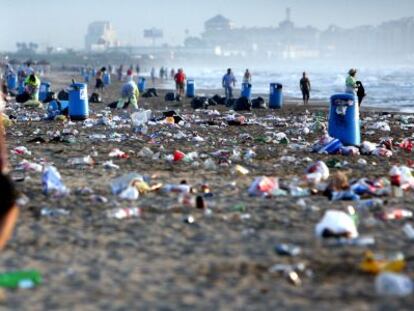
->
left=119, top=186, right=139, bottom=200
left=305, top=161, right=329, bottom=185
left=275, top=244, right=301, bottom=256
left=378, top=209, right=413, bottom=221
left=375, top=272, right=413, bottom=296
left=110, top=173, right=145, bottom=195
left=40, top=207, right=70, bottom=217
left=162, top=184, right=192, bottom=194
left=403, top=223, right=414, bottom=240
left=67, top=155, right=95, bottom=166
left=42, top=166, right=69, bottom=196
left=107, top=207, right=141, bottom=219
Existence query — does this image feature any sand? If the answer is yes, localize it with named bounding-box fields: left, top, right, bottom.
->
left=1, top=70, right=414, bottom=310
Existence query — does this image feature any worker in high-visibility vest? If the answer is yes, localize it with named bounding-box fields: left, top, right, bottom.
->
left=24, top=73, right=41, bottom=101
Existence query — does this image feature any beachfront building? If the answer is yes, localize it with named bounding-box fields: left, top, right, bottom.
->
left=184, top=8, right=320, bottom=60
left=184, top=9, right=414, bottom=61
left=85, top=21, right=119, bottom=52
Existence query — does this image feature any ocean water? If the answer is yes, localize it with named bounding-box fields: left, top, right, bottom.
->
left=160, top=65, right=414, bottom=112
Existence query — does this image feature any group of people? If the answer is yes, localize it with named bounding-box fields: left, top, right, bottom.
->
left=222, top=68, right=365, bottom=106
left=150, top=67, right=179, bottom=85
left=87, top=63, right=366, bottom=112
left=3, top=62, right=41, bottom=104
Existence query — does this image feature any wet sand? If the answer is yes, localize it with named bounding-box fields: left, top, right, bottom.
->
left=1, top=70, right=414, bottom=310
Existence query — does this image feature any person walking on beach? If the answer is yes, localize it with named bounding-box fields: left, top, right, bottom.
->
left=222, top=68, right=236, bottom=103
left=151, top=67, right=156, bottom=85
left=243, top=69, right=251, bottom=84
left=170, top=68, right=176, bottom=80
left=356, top=81, right=366, bottom=107
left=300, top=72, right=311, bottom=105
left=95, top=67, right=106, bottom=91
left=126, top=68, right=133, bottom=81
left=174, top=68, right=186, bottom=97
left=117, top=65, right=123, bottom=81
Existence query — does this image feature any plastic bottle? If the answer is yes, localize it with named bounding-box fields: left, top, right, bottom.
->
left=380, top=209, right=413, bottom=220
left=40, top=208, right=70, bottom=217
left=107, top=207, right=141, bottom=219
left=162, top=184, right=192, bottom=194
left=356, top=199, right=384, bottom=211
left=375, top=272, right=413, bottom=296
left=0, top=270, right=42, bottom=288
left=403, top=223, right=414, bottom=240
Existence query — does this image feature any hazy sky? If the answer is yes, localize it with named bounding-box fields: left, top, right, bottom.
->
left=1, top=0, right=413, bottom=51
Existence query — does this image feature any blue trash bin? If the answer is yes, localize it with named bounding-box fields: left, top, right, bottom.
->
left=39, top=82, right=51, bottom=102
left=69, top=83, right=89, bottom=120
left=186, top=79, right=195, bottom=98
left=7, top=74, right=17, bottom=90
left=328, top=93, right=361, bottom=146
left=241, top=83, right=252, bottom=99
left=138, top=77, right=146, bottom=92
left=103, top=72, right=111, bottom=86
left=269, top=83, right=283, bottom=108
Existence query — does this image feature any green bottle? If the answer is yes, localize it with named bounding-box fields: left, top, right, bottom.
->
left=0, top=270, right=42, bottom=288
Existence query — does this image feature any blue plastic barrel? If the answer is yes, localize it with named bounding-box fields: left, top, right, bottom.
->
left=138, top=77, right=146, bottom=92
left=269, top=83, right=283, bottom=108
left=186, top=79, right=195, bottom=98
left=328, top=93, right=361, bottom=146
left=39, top=82, right=51, bottom=102
left=7, top=74, right=17, bottom=90
left=69, top=83, right=89, bottom=120
left=103, top=72, right=111, bottom=86
left=241, top=83, right=252, bottom=99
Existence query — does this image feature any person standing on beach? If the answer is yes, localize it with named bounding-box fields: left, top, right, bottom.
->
left=170, top=68, right=176, bottom=80
left=126, top=68, right=133, bottom=81
left=222, top=68, right=236, bottom=103
left=243, top=69, right=251, bottom=84
left=345, top=68, right=359, bottom=104
left=174, top=68, right=186, bottom=97
left=151, top=67, right=156, bottom=85
left=300, top=72, right=311, bottom=105
left=117, top=65, right=123, bottom=81
left=95, top=67, right=106, bottom=91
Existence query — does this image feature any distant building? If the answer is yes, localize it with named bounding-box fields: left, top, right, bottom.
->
left=185, top=8, right=320, bottom=59
left=85, top=21, right=119, bottom=51
left=183, top=9, right=414, bottom=60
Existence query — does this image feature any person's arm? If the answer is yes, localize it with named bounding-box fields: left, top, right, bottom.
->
left=308, top=80, right=311, bottom=91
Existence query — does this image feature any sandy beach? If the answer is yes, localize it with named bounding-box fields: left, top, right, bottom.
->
left=1, top=70, right=414, bottom=310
